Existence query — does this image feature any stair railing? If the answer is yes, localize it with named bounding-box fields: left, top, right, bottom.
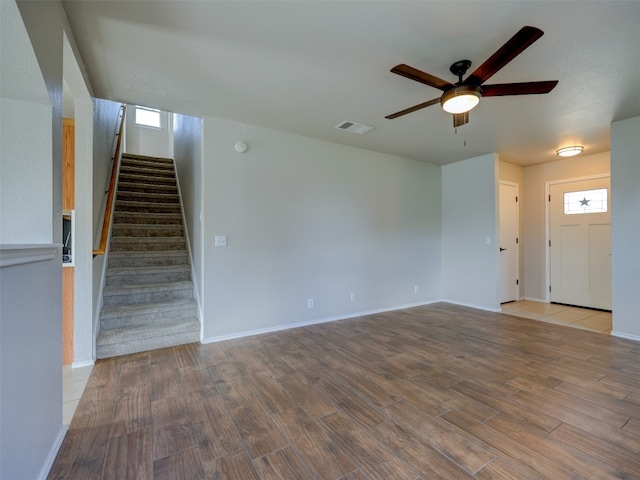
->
left=93, top=104, right=126, bottom=256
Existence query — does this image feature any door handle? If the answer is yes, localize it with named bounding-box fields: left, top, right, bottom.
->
left=500, top=247, right=507, bottom=252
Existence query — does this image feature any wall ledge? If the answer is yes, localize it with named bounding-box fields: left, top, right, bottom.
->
left=0, top=244, right=60, bottom=268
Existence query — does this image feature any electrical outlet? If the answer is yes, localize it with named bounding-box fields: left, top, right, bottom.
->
left=414, top=285, right=419, bottom=294
left=307, top=298, right=314, bottom=308
left=350, top=292, right=356, bottom=301
left=214, top=235, right=227, bottom=247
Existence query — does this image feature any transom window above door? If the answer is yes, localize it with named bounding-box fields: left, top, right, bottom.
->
left=563, top=188, right=608, bottom=215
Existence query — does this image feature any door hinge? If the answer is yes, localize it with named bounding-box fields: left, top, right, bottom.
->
left=549, top=194, right=551, bottom=202
left=549, top=240, right=551, bottom=247
left=549, top=285, right=552, bottom=292
left=515, top=196, right=518, bottom=202
left=516, top=279, right=519, bottom=285
left=516, top=237, right=519, bottom=244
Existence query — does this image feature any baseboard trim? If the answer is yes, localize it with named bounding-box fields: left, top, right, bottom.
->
left=611, top=331, right=640, bottom=343
left=71, top=359, right=95, bottom=369
left=202, top=300, right=440, bottom=344
left=441, top=299, right=501, bottom=313
left=524, top=296, right=548, bottom=303
left=38, top=424, right=67, bottom=480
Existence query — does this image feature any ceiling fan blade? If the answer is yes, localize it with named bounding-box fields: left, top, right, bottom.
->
left=390, top=64, right=455, bottom=91
left=453, top=112, right=469, bottom=128
left=481, top=80, right=558, bottom=96
left=464, top=26, right=544, bottom=85
left=385, top=97, right=441, bottom=119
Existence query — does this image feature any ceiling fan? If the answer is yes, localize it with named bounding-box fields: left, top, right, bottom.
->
left=386, top=26, right=558, bottom=127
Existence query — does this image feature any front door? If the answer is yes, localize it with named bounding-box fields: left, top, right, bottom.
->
left=549, top=177, right=611, bottom=310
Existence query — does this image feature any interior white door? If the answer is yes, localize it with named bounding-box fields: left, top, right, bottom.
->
left=499, top=182, right=519, bottom=303
left=549, top=177, right=611, bottom=310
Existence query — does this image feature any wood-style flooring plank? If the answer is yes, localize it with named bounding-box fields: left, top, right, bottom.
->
left=383, top=400, right=495, bottom=474
left=318, top=411, right=419, bottom=480
left=101, top=426, right=152, bottom=480
left=153, top=447, right=205, bottom=480
left=204, top=450, right=260, bottom=480
left=373, top=419, right=478, bottom=479
left=47, top=303, right=640, bottom=480
left=271, top=407, right=356, bottom=480
left=252, top=446, right=315, bottom=480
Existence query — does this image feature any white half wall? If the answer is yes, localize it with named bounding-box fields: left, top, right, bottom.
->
left=442, top=153, right=500, bottom=311
left=63, top=30, right=95, bottom=365
left=202, top=117, right=442, bottom=340
left=173, top=113, right=204, bottom=322
left=611, top=116, right=640, bottom=340
left=91, top=99, right=124, bottom=341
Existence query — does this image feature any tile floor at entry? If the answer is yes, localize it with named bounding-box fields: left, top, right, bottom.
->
left=502, top=300, right=612, bottom=334
left=62, top=364, right=93, bottom=425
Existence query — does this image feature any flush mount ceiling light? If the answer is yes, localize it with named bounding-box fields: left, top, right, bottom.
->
left=440, top=85, right=482, bottom=114
left=556, top=146, right=584, bottom=157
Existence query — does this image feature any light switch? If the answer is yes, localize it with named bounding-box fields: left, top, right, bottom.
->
left=215, top=235, right=227, bottom=247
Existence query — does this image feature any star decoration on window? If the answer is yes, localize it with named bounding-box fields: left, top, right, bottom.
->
left=579, top=197, right=590, bottom=206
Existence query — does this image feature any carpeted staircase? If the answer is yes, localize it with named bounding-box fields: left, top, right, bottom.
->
left=96, top=153, right=200, bottom=358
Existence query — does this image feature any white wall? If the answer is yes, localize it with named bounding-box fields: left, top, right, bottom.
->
left=124, top=106, right=173, bottom=158
left=63, top=30, right=95, bottom=365
left=522, top=152, right=610, bottom=301
left=1, top=1, right=66, bottom=478
left=173, top=113, right=204, bottom=322
left=91, top=99, right=124, bottom=338
left=202, top=117, right=442, bottom=340
left=0, top=0, right=52, bottom=244
left=611, top=116, right=640, bottom=340
left=442, top=153, right=500, bottom=311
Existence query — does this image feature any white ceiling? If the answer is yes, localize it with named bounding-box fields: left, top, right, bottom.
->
left=62, top=1, right=640, bottom=166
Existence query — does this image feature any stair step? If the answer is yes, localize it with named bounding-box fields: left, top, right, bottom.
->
left=117, top=181, right=178, bottom=195
left=119, top=165, right=175, bottom=178
left=100, top=298, right=197, bottom=329
left=119, top=172, right=176, bottom=186
left=103, top=280, right=194, bottom=306
left=108, top=250, right=189, bottom=268
left=113, top=212, right=183, bottom=225
left=106, top=264, right=191, bottom=286
left=115, top=200, right=181, bottom=214
left=100, top=153, right=199, bottom=359
left=121, top=158, right=175, bottom=170
left=96, top=319, right=200, bottom=358
left=110, top=236, right=186, bottom=251
left=122, top=153, right=174, bottom=165
left=112, top=223, right=184, bottom=237
left=116, top=191, right=180, bottom=203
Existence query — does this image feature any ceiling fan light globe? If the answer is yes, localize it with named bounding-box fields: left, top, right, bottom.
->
left=441, top=86, right=482, bottom=114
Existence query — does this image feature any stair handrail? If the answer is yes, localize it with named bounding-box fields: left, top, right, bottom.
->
left=93, top=104, right=126, bottom=256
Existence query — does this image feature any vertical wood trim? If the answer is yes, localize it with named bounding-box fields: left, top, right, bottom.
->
left=62, top=118, right=75, bottom=365
left=62, top=118, right=75, bottom=210
left=62, top=267, right=74, bottom=365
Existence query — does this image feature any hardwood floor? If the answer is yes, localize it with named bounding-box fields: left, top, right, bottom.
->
left=48, top=303, right=640, bottom=480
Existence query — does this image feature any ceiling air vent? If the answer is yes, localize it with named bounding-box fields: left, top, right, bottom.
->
left=335, top=121, right=375, bottom=135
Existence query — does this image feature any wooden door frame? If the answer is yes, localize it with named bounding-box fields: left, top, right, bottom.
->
left=544, top=173, right=611, bottom=303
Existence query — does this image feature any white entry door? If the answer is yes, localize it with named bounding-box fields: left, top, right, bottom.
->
left=549, top=177, right=611, bottom=310
left=499, top=182, right=519, bottom=303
